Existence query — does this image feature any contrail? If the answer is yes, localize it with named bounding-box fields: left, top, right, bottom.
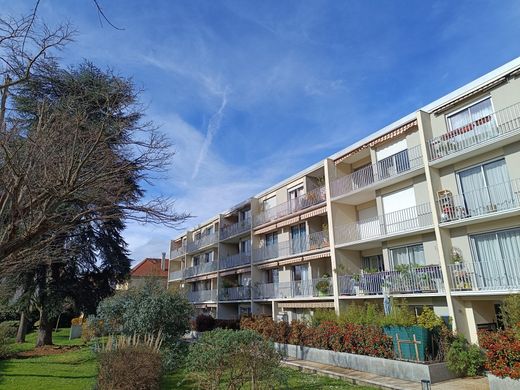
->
left=192, top=90, right=228, bottom=180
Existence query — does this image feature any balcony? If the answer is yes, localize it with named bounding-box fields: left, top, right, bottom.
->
left=253, top=277, right=333, bottom=299
left=338, top=265, right=444, bottom=296
left=330, top=146, right=423, bottom=202
left=253, top=186, right=326, bottom=228
left=184, top=261, right=218, bottom=278
left=169, top=270, right=183, bottom=281
left=448, top=260, right=520, bottom=293
left=188, top=289, right=217, bottom=303
left=187, top=231, right=218, bottom=253
left=220, top=252, right=251, bottom=270
left=219, top=286, right=251, bottom=301
left=252, top=230, right=330, bottom=263
left=438, top=178, right=520, bottom=225
left=170, top=245, right=186, bottom=259
left=220, top=218, right=251, bottom=241
left=334, top=203, right=433, bottom=248
left=427, top=102, right=520, bottom=166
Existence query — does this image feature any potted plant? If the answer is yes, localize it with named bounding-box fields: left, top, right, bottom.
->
left=315, top=274, right=331, bottom=296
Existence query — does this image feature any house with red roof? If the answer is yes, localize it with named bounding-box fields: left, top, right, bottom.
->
left=118, top=258, right=169, bottom=290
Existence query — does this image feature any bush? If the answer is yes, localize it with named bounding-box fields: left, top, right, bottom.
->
left=215, top=319, right=240, bottom=330
left=81, top=316, right=105, bottom=343
left=96, top=282, right=193, bottom=370
left=417, top=307, right=444, bottom=330
left=446, top=334, right=485, bottom=376
left=98, top=346, right=162, bottom=389
left=480, top=329, right=520, bottom=379
left=501, top=295, right=520, bottom=331
left=0, top=321, right=19, bottom=338
left=239, top=315, right=288, bottom=343
left=379, top=300, right=416, bottom=327
left=186, top=329, right=283, bottom=389
left=0, top=325, right=10, bottom=359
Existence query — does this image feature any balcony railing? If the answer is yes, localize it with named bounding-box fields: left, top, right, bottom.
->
left=170, top=245, right=186, bottom=259
left=220, top=252, right=251, bottom=270
left=253, top=277, right=333, bottom=299
left=187, top=289, right=217, bottom=302
left=169, top=270, right=183, bottom=281
left=338, top=265, right=444, bottom=296
left=184, top=261, right=218, bottom=278
left=334, top=203, right=432, bottom=245
left=448, top=260, right=520, bottom=292
left=219, top=286, right=251, bottom=301
left=252, top=230, right=330, bottom=263
left=187, top=232, right=219, bottom=253
left=253, top=186, right=326, bottom=227
left=331, top=145, right=423, bottom=198
left=427, top=102, right=520, bottom=161
left=220, top=218, right=251, bottom=240
left=438, top=178, right=520, bottom=223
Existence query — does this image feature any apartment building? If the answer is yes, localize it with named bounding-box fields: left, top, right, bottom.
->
left=168, top=57, right=520, bottom=344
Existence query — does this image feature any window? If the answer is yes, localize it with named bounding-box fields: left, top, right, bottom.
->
left=239, top=209, right=251, bottom=222
left=390, top=244, right=425, bottom=268
left=457, top=158, right=513, bottom=216
left=193, top=255, right=200, bottom=267
left=447, top=97, right=493, bottom=133
left=288, top=186, right=304, bottom=212
left=263, top=196, right=276, bottom=211
left=362, top=255, right=384, bottom=272
left=204, top=251, right=213, bottom=263
left=238, top=273, right=251, bottom=287
left=291, top=223, right=306, bottom=253
left=240, top=239, right=251, bottom=254
left=376, top=139, right=409, bottom=179
left=194, top=231, right=201, bottom=240
left=266, top=269, right=279, bottom=284
left=204, top=226, right=213, bottom=236
left=265, top=232, right=277, bottom=247
left=293, top=264, right=309, bottom=281
left=470, top=227, right=520, bottom=289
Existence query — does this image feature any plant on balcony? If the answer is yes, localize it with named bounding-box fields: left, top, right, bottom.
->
left=315, top=274, right=331, bottom=296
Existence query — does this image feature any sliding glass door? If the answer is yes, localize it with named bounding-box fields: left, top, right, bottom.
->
left=471, top=228, right=520, bottom=290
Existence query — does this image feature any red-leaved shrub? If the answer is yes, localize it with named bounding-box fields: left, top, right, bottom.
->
left=480, top=329, right=520, bottom=379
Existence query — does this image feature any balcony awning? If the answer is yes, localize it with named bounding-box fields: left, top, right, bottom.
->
left=276, top=216, right=300, bottom=228
left=303, top=251, right=330, bottom=262
left=185, top=273, right=216, bottom=282
left=194, top=303, right=217, bottom=308
left=335, top=120, right=418, bottom=165
left=279, top=301, right=334, bottom=309
left=256, top=261, right=279, bottom=270
left=278, top=256, right=304, bottom=267
left=254, top=224, right=277, bottom=235
left=300, top=206, right=327, bottom=220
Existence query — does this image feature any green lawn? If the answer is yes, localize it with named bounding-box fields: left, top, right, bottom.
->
left=1, top=329, right=374, bottom=389
left=0, top=329, right=97, bottom=390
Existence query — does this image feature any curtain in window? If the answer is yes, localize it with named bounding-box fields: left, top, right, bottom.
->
left=391, top=246, right=409, bottom=268
left=470, top=99, right=495, bottom=139
left=448, top=108, right=472, bottom=131
left=459, top=165, right=488, bottom=216
left=497, top=229, right=520, bottom=287
left=409, top=245, right=426, bottom=266
left=483, top=159, right=513, bottom=211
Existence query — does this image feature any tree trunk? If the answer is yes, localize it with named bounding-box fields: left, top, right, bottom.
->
left=16, top=311, right=28, bottom=343
left=36, top=307, right=53, bottom=347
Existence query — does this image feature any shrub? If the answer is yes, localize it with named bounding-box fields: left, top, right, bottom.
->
left=310, top=309, right=337, bottom=327
left=81, top=316, right=105, bottom=343
left=417, top=307, right=444, bottom=330
left=194, top=313, right=216, bottom=332
left=96, top=282, right=192, bottom=370
left=215, top=319, right=240, bottom=330
left=288, top=320, right=307, bottom=346
left=0, top=320, right=19, bottom=338
left=446, top=334, right=485, bottom=376
left=341, top=323, right=393, bottom=358
left=186, top=329, right=283, bottom=389
left=340, top=303, right=384, bottom=326
left=379, top=300, right=416, bottom=327
left=0, top=325, right=10, bottom=359
left=480, top=329, right=520, bottom=379
left=501, top=295, right=520, bottom=331
left=98, top=346, right=162, bottom=389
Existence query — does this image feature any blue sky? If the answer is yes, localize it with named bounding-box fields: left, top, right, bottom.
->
left=3, top=1, right=520, bottom=262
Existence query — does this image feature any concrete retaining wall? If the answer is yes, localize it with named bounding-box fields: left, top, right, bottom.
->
left=274, top=343, right=458, bottom=384
left=487, top=374, right=520, bottom=390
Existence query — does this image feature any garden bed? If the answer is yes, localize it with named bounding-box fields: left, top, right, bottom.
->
left=274, top=342, right=458, bottom=384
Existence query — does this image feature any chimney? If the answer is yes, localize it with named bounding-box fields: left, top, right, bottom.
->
left=161, top=252, right=166, bottom=271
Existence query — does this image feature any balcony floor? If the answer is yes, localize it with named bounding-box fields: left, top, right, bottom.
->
left=253, top=247, right=330, bottom=267
left=331, top=166, right=424, bottom=206
left=338, top=292, right=446, bottom=300
left=335, top=225, right=434, bottom=250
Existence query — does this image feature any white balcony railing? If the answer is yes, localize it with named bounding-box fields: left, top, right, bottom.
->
left=253, top=277, right=333, bottom=299
left=334, top=203, right=432, bottom=245
left=448, top=260, right=520, bottom=292
left=252, top=230, right=330, bottom=263
left=170, top=245, right=186, bottom=259
left=427, top=102, right=520, bottom=161
left=220, top=218, right=251, bottom=240
left=220, top=252, right=251, bottom=270
left=438, top=178, right=520, bottom=223
left=338, top=265, right=444, bottom=296
left=169, top=270, right=183, bottom=281
left=184, top=261, right=218, bottom=278
left=187, top=232, right=219, bottom=253
left=253, top=186, right=326, bottom=227
left=331, top=145, right=423, bottom=198
left=219, top=286, right=251, bottom=301
left=188, top=289, right=217, bottom=302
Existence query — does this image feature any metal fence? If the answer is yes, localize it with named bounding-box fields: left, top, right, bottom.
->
left=253, top=277, right=333, bottom=299
left=219, top=252, right=251, bottom=270
left=219, top=286, right=251, bottom=301
left=220, top=218, right=251, bottom=240
left=448, top=260, right=520, bottom=292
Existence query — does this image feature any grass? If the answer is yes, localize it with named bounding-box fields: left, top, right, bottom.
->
left=1, top=329, right=375, bottom=389
left=0, top=329, right=97, bottom=390
left=162, top=367, right=376, bottom=389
